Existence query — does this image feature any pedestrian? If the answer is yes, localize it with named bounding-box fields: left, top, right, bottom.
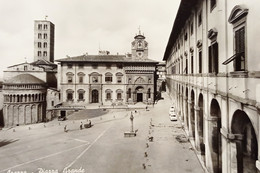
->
left=89, top=120, right=91, bottom=126
left=64, top=125, right=68, bottom=132
left=80, top=122, right=83, bottom=130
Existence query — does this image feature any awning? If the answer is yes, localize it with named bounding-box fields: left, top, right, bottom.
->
left=222, top=52, right=243, bottom=65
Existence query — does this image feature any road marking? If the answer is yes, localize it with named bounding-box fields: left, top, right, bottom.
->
left=64, top=126, right=111, bottom=169
left=74, top=138, right=90, bottom=143
left=0, top=142, right=89, bottom=172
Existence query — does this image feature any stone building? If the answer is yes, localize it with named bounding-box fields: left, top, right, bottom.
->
left=163, top=0, right=260, bottom=173
left=34, top=20, right=55, bottom=62
left=156, top=62, right=166, bottom=93
left=2, top=20, right=59, bottom=127
left=2, top=60, right=58, bottom=126
left=57, top=32, right=158, bottom=107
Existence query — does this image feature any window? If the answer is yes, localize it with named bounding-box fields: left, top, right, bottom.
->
left=92, top=64, right=98, bottom=69
left=191, top=55, right=194, bottom=74
left=186, top=57, right=188, bottom=74
left=44, top=24, right=48, bottom=30
left=190, top=22, right=194, bottom=35
left=116, top=89, right=123, bottom=100
left=66, top=90, right=74, bottom=101
left=67, top=72, right=74, bottom=83
left=184, top=32, right=188, bottom=41
left=199, top=51, right=202, bottom=73
left=38, top=51, right=42, bottom=57
left=224, top=6, right=248, bottom=72
left=128, top=78, right=131, bottom=84
left=210, top=0, right=216, bottom=11
left=68, top=76, right=73, bottom=83
left=43, top=42, right=47, bottom=48
left=106, top=64, right=111, bottom=69
left=92, top=76, right=98, bottom=83
left=38, top=42, right=41, bottom=48
left=234, top=27, right=245, bottom=71
left=147, top=88, right=151, bottom=99
left=105, top=73, right=113, bottom=83
left=127, top=88, right=131, bottom=99
left=117, top=64, right=123, bottom=69
left=198, top=10, right=202, bottom=26
left=78, top=90, right=85, bottom=101
left=38, top=24, right=42, bottom=30
left=67, top=63, right=73, bottom=69
left=79, top=76, right=83, bottom=83
left=78, top=63, right=84, bottom=69
left=105, top=89, right=112, bottom=100
left=44, top=33, right=47, bottom=39
left=208, top=42, right=219, bottom=74
left=51, top=101, right=54, bottom=106
left=116, top=72, right=123, bottom=83
left=24, top=66, right=28, bottom=71
left=43, top=51, right=47, bottom=56
left=106, top=93, right=111, bottom=100
left=148, top=78, right=151, bottom=83
left=38, top=33, right=42, bottom=39
left=117, top=93, right=122, bottom=100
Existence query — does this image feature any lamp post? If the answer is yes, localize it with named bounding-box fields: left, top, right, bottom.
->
left=130, top=112, right=134, bottom=132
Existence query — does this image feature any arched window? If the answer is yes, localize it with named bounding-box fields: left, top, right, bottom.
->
left=78, top=72, right=85, bottom=83
left=105, top=72, right=113, bottom=83
left=66, top=89, right=74, bottom=101
left=116, top=72, right=123, bottom=83
left=105, top=89, right=113, bottom=100
left=116, top=89, right=123, bottom=100
left=77, top=89, right=85, bottom=101
left=66, top=72, right=74, bottom=83
left=147, top=88, right=151, bottom=99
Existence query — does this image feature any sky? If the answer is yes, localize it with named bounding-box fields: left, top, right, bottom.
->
left=0, top=0, right=180, bottom=78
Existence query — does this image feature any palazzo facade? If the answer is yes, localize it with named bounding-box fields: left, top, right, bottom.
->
left=163, top=0, right=260, bottom=173
left=57, top=32, right=158, bottom=106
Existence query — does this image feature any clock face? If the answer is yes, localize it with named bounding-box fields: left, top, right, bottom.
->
left=138, top=52, right=143, bottom=57
left=138, top=41, right=142, bottom=48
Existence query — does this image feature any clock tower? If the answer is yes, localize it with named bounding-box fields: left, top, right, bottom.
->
left=131, top=29, right=148, bottom=59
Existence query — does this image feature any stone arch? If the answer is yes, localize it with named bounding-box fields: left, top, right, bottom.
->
left=18, top=105, right=24, bottom=125
left=209, top=99, right=222, bottom=173
left=231, top=110, right=258, bottom=173
left=185, top=87, right=189, bottom=128
left=25, top=105, right=31, bottom=124
left=190, top=89, right=195, bottom=138
left=198, top=93, right=205, bottom=157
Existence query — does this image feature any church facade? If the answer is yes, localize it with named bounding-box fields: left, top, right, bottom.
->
left=2, top=20, right=59, bottom=127
left=57, top=32, right=158, bottom=106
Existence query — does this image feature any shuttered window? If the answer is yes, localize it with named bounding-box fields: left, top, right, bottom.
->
left=234, top=27, right=245, bottom=71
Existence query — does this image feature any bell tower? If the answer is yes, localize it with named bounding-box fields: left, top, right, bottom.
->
left=131, top=29, right=148, bottom=59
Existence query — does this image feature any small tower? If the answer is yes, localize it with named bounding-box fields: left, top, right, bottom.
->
left=34, top=19, right=55, bottom=62
left=131, top=28, right=148, bottom=59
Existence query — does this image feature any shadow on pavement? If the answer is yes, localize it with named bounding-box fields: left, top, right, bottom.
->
left=0, top=139, right=19, bottom=148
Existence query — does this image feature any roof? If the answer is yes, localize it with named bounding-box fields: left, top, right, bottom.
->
left=163, top=0, right=198, bottom=61
left=5, top=74, right=45, bottom=84
left=31, top=59, right=57, bottom=66
left=56, top=55, right=158, bottom=64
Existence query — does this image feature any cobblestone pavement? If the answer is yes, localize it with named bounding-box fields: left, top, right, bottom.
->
left=0, top=92, right=204, bottom=173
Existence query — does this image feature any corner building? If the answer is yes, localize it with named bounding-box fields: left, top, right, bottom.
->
left=163, top=1, right=260, bottom=173
left=57, top=33, right=158, bottom=106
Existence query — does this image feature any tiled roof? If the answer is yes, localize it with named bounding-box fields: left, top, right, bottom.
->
left=56, top=55, right=158, bottom=63
left=5, top=74, right=45, bottom=84
left=31, top=59, right=57, bottom=66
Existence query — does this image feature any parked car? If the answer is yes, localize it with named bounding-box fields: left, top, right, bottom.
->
left=169, top=107, right=177, bottom=121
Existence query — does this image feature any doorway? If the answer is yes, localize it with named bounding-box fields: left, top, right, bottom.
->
left=137, top=93, right=143, bottom=102
left=92, top=90, right=99, bottom=103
